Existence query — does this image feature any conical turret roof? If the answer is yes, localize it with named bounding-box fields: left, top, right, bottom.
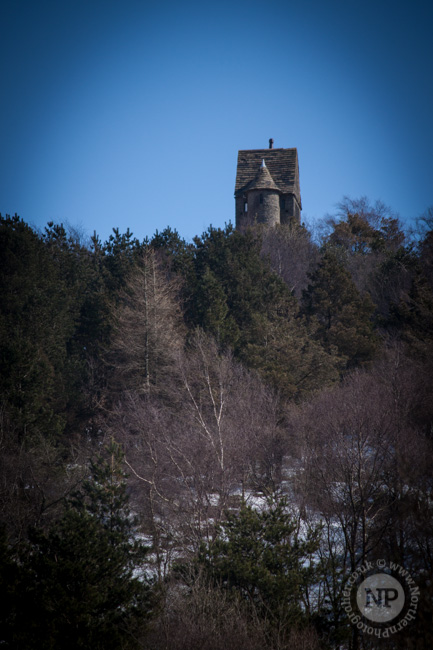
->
left=245, top=160, right=280, bottom=192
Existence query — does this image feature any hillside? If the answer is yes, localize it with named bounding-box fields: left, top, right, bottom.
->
left=1, top=202, right=433, bottom=649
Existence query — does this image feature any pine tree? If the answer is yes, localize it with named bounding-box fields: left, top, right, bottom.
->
left=182, top=225, right=342, bottom=397
left=7, top=443, right=154, bottom=649
left=302, top=251, right=378, bottom=369
left=0, top=215, right=77, bottom=442
left=389, top=273, right=433, bottom=357
left=240, top=309, right=342, bottom=400
left=186, top=225, right=290, bottom=338
left=199, top=498, right=321, bottom=641
left=192, top=265, right=239, bottom=346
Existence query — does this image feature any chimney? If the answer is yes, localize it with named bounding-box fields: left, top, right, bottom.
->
left=269, top=138, right=274, bottom=149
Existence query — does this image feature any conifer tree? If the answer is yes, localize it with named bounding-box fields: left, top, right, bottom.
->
left=0, top=215, right=77, bottom=442
left=199, top=498, right=321, bottom=642
left=109, top=247, right=184, bottom=394
left=389, top=273, right=433, bottom=357
left=192, top=265, right=239, bottom=346
left=302, top=250, right=378, bottom=369
left=5, top=443, right=154, bottom=650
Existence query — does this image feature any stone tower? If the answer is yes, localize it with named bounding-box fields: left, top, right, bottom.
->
left=234, top=140, right=301, bottom=230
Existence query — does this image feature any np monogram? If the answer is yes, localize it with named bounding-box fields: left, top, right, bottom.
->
left=364, top=587, right=399, bottom=608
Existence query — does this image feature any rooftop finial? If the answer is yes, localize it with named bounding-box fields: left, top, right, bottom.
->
left=269, top=138, right=274, bottom=149
left=261, top=159, right=266, bottom=168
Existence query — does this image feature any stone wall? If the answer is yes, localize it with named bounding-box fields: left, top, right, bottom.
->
left=235, top=195, right=247, bottom=230
left=280, top=193, right=301, bottom=225
left=234, top=147, right=302, bottom=230
left=247, top=189, right=280, bottom=226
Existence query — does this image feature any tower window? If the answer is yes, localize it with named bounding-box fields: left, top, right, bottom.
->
left=259, top=194, right=263, bottom=204
left=244, top=202, right=248, bottom=212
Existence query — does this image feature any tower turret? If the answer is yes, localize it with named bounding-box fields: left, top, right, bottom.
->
left=234, top=142, right=302, bottom=230
left=243, top=160, right=280, bottom=226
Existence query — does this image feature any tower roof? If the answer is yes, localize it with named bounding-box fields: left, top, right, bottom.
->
left=235, top=147, right=301, bottom=207
left=245, top=160, right=280, bottom=192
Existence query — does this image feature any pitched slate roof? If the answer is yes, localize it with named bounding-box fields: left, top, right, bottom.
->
left=235, top=148, right=301, bottom=206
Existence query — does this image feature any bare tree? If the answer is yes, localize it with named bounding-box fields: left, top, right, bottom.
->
left=113, top=331, right=283, bottom=574
left=109, top=247, right=185, bottom=395
left=261, top=223, right=320, bottom=298
left=288, top=347, right=433, bottom=649
left=295, top=370, right=397, bottom=571
left=145, top=566, right=321, bottom=650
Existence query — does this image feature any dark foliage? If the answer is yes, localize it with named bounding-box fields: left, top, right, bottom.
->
left=1, top=205, right=432, bottom=649
left=0, top=443, right=154, bottom=649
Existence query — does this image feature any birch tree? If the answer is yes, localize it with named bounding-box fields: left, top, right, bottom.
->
left=116, top=331, right=282, bottom=571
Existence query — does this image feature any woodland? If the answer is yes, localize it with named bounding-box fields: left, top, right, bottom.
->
left=1, top=198, right=433, bottom=649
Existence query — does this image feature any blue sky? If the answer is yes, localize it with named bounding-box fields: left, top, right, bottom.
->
left=1, top=0, right=432, bottom=244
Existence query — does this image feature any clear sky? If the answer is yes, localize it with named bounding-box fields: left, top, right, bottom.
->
left=1, top=0, right=432, bottom=244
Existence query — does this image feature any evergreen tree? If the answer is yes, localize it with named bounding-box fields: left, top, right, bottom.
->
left=240, top=310, right=342, bottom=400
left=181, top=225, right=340, bottom=397
left=4, top=443, right=154, bottom=650
left=325, top=198, right=406, bottom=255
left=186, top=225, right=290, bottom=341
left=150, top=226, right=194, bottom=277
left=302, top=250, right=378, bottom=369
left=389, top=273, right=433, bottom=357
left=0, top=215, right=77, bottom=442
left=0, top=216, right=116, bottom=541
left=198, top=499, right=321, bottom=643
left=102, top=227, right=147, bottom=295
left=192, top=265, right=239, bottom=346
